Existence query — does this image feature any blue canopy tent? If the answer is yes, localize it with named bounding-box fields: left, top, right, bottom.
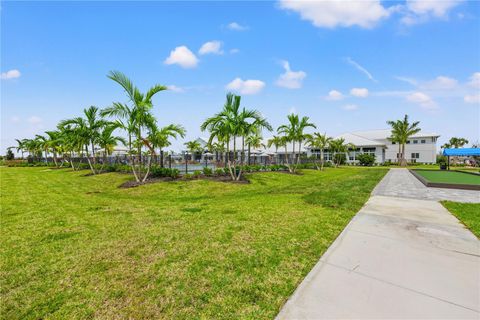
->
left=442, top=148, right=480, bottom=169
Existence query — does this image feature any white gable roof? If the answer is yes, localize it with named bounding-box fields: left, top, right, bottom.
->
left=335, top=133, right=385, bottom=147
left=351, top=129, right=439, bottom=140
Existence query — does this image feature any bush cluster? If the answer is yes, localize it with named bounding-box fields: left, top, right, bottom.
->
left=150, top=166, right=180, bottom=179
left=356, top=153, right=376, bottom=166
left=3, top=161, right=62, bottom=167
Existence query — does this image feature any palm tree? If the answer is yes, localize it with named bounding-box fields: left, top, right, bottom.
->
left=148, top=124, right=186, bottom=167
left=246, top=132, right=265, bottom=165
left=387, top=115, right=421, bottom=167
left=308, top=133, right=332, bottom=171
left=441, top=137, right=469, bottom=165
left=267, top=135, right=286, bottom=164
left=277, top=114, right=316, bottom=172
left=22, top=138, right=42, bottom=161
left=106, top=71, right=167, bottom=182
left=329, top=138, right=355, bottom=167
left=14, top=139, right=27, bottom=159
left=57, top=123, right=86, bottom=170
left=442, top=137, right=469, bottom=149
left=45, top=130, right=63, bottom=167
left=34, top=135, right=49, bottom=163
left=184, top=140, right=202, bottom=157
left=97, top=123, right=127, bottom=167
left=201, top=93, right=271, bottom=180
left=210, top=141, right=226, bottom=163
left=59, top=106, right=107, bottom=174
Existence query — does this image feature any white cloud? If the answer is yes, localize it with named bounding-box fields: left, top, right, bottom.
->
left=325, top=90, right=344, bottom=101
left=468, top=72, right=480, bottom=89
left=278, top=0, right=390, bottom=29
left=346, top=57, right=377, bottom=82
left=401, top=0, right=463, bottom=25
left=164, top=46, right=199, bottom=68
left=406, top=92, right=437, bottom=109
left=227, top=22, right=248, bottom=31
left=275, top=60, right=306, bottom=89
left=406, top=0, right=461, bottom=17
left=27, top=116, right=43, bottom=124
left=230, top=48, right=240, bottom=54
left=226, top=78, right=265, bottom=95
left=342, top=104, right=359, bottom=111
left=1, top=69, right=21, bottom=80
left=199, top=41, right=223, bottom=55
left=350, top=88, right=369, bottom=98
left=395, top=76, right=418, bottom=86
left=167, top=85, right=185, bottom=93
left=421, top=76, right=458, bottom=90
left=464, top=94, right=480, bottom=104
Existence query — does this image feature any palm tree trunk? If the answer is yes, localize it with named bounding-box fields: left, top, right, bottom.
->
left=142, top=152, right=153, bottom=182
left=247, top=144, right=251, bottom=165
left=397, top=143, right=401, bottom=165
left=320, top=150, right=324, bottom=171
left=53, top=151, right=58, bottom=168
left=241, top=136, right=245, bottom=166
left=85, top=145, right=95, bottom=174
left=401, top=143, right=407, bottom=167
left=297, top=141, right=302, bottom=166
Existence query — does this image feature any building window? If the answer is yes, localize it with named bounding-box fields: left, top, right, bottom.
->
left=413, top=140, right=418, bottom=144
left=361, top=148, right=376, bottom=156
left=421, top=139, right=426, bottom=144
left=411, top=153, right=419, bottom=159
left=392, top=141, right=396, bottom=145
left=406, top=140, right=410, bottom=144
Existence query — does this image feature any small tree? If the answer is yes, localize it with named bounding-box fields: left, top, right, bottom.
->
left=184, top=140, right=202, bottom=162
left=387, top=115, right=421, bottom=167
left=307, top=133, right=332, bottom=171
left=5, top=149, right=14, bottom=160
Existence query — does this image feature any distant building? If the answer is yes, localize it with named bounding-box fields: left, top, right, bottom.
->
left=193, top=129, right=440, bottom=164
left=323, top=129, right=439, bottom=164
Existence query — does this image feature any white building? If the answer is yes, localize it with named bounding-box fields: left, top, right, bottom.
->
left=192, top=129, right=439, bottom=164
left=324, top=129, right=439, bottom=164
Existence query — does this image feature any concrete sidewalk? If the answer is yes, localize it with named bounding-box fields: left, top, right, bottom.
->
left=277, top=170, right=480, bottom=319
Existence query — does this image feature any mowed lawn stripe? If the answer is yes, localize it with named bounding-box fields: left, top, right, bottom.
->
left=1, top=167, right=386, bottom=319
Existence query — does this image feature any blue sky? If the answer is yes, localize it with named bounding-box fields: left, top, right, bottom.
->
left=1, top=0, right=479, bottom=153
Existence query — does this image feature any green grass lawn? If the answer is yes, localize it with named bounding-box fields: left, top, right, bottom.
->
left=442, top=202, right=480, bottom=238
left=413, top=169, right=480, bottom=185
left=0, top=167, right=386, bottom=319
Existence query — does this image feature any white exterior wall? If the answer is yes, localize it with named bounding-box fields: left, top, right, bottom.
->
left=345, top=147, right=385, bottom=164
left=384, top=137, right=437, bottom=163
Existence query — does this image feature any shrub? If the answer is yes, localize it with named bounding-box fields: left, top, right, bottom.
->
left=184, top=173, right=193, bottom=179
left=357, top=153, right=376, bottom=166
left=170, top=169, right=180, bottom=179
left=150, top=166, right=180, bottom=179
left=202, top=167, right=213, bottom=176
left=193, top=170, right=202, bottom=178
left=215, top=168, right=224, bottom=176
left=436, top=155, right=447, bottom=164
left=251, top=165, right=262, bottom=172
left=382, top=160, right=393, bottom=166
